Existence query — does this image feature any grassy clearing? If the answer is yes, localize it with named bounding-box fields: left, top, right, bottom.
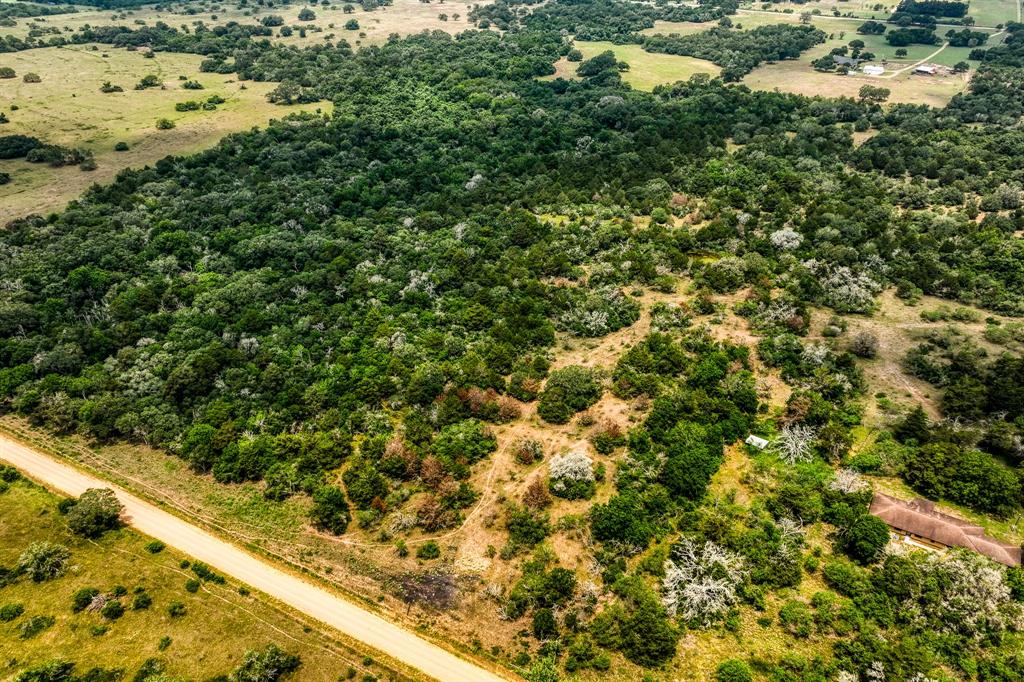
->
left=741, top=0, right=1019, bottom=27
left=0, top=0, right=477, bottom=48
left=966, top=0, right=1020, bottom=26
left=0, top=44, right=329, bottom=220
left=565, top=41, right=721, bottom=90
left=0, top=478, right=401, bottom=680
left=642, top=12, right=990, bottom=105
left=740, top=0, right=901, bottom=20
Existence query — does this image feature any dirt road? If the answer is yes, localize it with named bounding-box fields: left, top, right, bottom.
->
left=0, top=433, right=511, bottom=682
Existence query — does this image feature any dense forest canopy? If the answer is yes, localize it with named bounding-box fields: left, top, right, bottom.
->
left=2, top=1, right=1024, bottom=680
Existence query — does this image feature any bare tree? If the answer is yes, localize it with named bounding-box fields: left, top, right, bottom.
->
left=662, top=538, right=746, bottom=625
left=769, top=424, right=818, bottom=465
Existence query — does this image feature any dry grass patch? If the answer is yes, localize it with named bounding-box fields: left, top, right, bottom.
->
left=0, top=0, right=478, bottom=47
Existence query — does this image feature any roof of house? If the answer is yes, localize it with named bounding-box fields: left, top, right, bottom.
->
left=870, top=493, right=1022, bottom=566
left=745, top=434, right=769, bottom=449
left=833, top=55, right=861, bottom=66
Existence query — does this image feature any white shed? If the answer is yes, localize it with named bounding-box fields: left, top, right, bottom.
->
left=745, top=435, right=770, bottom=450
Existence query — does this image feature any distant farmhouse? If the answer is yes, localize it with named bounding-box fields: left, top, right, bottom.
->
left=832, top=55, right=863, bottom=68
left=870, top=493, right=1022, bottom=566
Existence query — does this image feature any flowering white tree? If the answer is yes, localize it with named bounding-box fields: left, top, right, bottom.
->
left=549, top=446, right=594, bottom=483
left=801, top=343, right=831, bottom=367
left=662, top=538, right=746, bottom=624
left=770, top=227, right=803, bottom=251
left=915, top=551, right=1024, bottom=641
left=770, top=424, right=818, bottom=464
left=821, top=266, right=881, bottom=313
left=828, top=468, right=870, bottom=494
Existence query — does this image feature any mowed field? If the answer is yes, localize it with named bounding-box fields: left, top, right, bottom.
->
left=0, top=44, right=329, bottom=220
left=0, top=0, right=478, bottom=48
left=550, top=40, right=720, bottom=90
left=0, top=478, right=397, bottom=680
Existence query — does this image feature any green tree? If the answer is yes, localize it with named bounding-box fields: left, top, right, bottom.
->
left=310, top=486, right=351, bottom=534
left=66, top=488, right=122, bottom=538
left=843, top=514, right=890, bottom=564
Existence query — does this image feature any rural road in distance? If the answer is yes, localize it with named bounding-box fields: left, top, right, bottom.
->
left=0, top=433, right=511, bottom=682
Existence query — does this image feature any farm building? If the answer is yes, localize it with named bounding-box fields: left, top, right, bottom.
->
left=862, top=65, right=885, bottom=76
left=914, top=64, right=938, bottom=75
left=870, top=493, right=1022, bottom=566
left=833, top=55, right=862, bottom=68
left=745, top=434, right=769, bottom=450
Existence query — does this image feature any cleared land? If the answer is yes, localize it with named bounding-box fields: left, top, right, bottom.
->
left=0, top=0, right=477, bottom=48
left=0, top=433, right=507, bottom=682
left=0, top=44, right=328, bottom=220
left=0, top=475, right=403, bottom=680
left=556, top=40, right=720, bottom=90
left=741, top=0, right=1019, bottom=27
left=643, top=13, right=993, bottom=105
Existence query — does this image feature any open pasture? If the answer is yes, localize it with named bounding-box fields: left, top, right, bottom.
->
left=0, top=0, right=477, bottom=48
left=562, top=40, right=721, bottom=90
left=0, top=478, right=391, bottom=680
left=0, top=43, right=328, bottom=220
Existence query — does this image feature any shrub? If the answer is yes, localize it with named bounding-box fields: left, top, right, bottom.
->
left=0, top=67, right=16, bottom=79
left=0, top=603, right=24, bottom=622
left=100, top=600, right=124, bottom=620
left=145, top=540, right=165, bottom=554
left=155, top=118, right=175, bottom=130
left=716, top=659, right=753, bottom=682
left=416, top=541, right=441, bottom=560
left=66, top=488, right=122, bottom=538
left=231, top=644, right=301, bottom=681
left=18, top=542, right=70, bottom=582
left=513, top=438, right=543, bottom=465
left=19, top=614, right=55, bottom=639
left=849, top=330, right=879, bottom=358
left=0, top=134, right=41, bottom=159
left=538, top=366, right=602, bottom=424
left=506, top=506, right=550, bottom=549
left=185, top=578, right=201, bottom=593
left=132, top=592, right=152, bottom=610
left=22, top=73, right=40, bottom=83
left=11, top=661, right=76, bottom=682
left=532, top=607, right=557, bottom=639
left=72, top=587, right=100, bottom=612
left=298, top=8, right=316, bottom=20
left=192, top=561, right=225, bottom=584
left=167, top=601, right=186, bottom=617
left=135, top=74, right=160, bottom=89
left=344, top=18, right=359, bottom=29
